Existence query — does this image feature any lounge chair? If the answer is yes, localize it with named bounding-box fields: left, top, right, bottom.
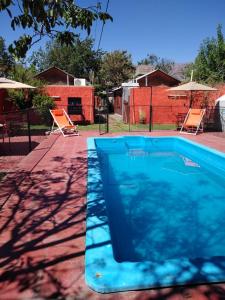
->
left=50, top=109, right=79, bottom=137
left=180, top=108, right=206, bottom=135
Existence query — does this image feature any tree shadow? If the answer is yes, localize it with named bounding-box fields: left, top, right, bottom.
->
left=0, top=141, right=39, bottom=156
left=1, top=141, right=225, bottom=300
left=0, top=150, right=105, bottom=299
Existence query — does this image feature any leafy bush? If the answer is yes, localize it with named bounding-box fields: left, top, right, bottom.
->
left=8, top=89, right=29, bottom=109
left=8, top=64, right=46, bottom=110
left=32, top=94, right=55, bottom=124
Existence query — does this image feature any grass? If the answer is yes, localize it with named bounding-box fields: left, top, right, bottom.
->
left=78, top=123, right=177, bottom=132
left=78, top=124, right=100, bottom=131
left=153, top=124, right=176, bottom=130
left=30, top=124, right=50, bottom=130
left=28, top=123, right=177, bottom=132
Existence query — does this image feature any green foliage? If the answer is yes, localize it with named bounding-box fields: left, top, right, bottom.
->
left=8, top=89, right=28, bottom=109
left=30, top=37, right=103, bottom=80
left=8, top=64, right=45, bottom=109
left=8, top=64, right=54, bottom=123
left=138, top=54, right=158, bottom=66
left=32, top=94, right=55, bottom=124
left=98, top=50, right=135, bottom=89
left=0, top=36, right=14, bottom=76
left=191, top=24, right=225, bottom=84
left=0, top=0, right=112, bottom=59
left=138, top=53, right=175, bottom=74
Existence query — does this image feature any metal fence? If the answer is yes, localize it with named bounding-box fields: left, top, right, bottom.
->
left=125, top=105, right=225, bottom=133
left=0, top=104, right=109, bottom=155
left=0, top=108, right=51, bottom=156
left=1, top=105, right=225, bottom=157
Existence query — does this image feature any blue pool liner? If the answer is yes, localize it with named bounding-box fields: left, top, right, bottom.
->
left=85, top=136, right=225, bottom=293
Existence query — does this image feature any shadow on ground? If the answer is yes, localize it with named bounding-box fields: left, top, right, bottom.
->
left=0, top=147, right=225, bottom=299
left=0, top=151, right=88, bottom=299
left=0, top=141, right=39, bottom=156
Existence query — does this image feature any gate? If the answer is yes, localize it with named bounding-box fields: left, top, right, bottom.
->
left=95, top=105, right=109, bottom=135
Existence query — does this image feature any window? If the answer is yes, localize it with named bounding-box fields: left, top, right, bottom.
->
left=68, top=97, right=82, bottom=115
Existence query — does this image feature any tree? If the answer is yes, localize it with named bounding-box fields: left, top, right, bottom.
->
left=99, top=50, right=135, bottom=89
left=8, top=64, right=49, bottom=108
left=137, top=53, right=175, bottom=74
left=138, top=54, right=158, bottom=66
left=0, top=36, right=14, bottom=76
left=32, top=94, right=55, bottom=124
left=30, top=37, right=104, bottom=80
left=6, top=63, right=54, bottom=123
left=0, top=0, right=112, bottom=58
left=191, top=25, right=225, bottom=84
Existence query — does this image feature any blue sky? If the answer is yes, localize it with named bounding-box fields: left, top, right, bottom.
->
left=0, top=0, right=225, bottom=64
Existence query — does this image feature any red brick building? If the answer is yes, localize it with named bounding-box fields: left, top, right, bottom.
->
left=113, top=69, right=225, bottom=125
left=36, top=67, right=94, bottom=123
left=113, top=69, right=184, bottom=124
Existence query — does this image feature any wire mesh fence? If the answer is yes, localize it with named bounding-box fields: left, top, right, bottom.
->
left=127, top=105, right=225, bottom=132
left=1, top=105, right=225, bottom=158
left=0, top=108, right=50, bottom=157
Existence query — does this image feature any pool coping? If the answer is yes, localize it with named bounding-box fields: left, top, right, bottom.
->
left=85, top=135, right=225, bottom=293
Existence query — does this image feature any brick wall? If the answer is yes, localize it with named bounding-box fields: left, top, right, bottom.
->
left=45, top=85, right=94, bottom=123
left=129, top=86, right=189, bottom=124
left=128, top=84, right=225, bottom=124
left=191, top=83, right=225, bottom=107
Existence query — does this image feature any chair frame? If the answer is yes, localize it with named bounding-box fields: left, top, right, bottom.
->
left=180, top=108, right=206, bottom=135
left=50, top=109, right=79, bottom=137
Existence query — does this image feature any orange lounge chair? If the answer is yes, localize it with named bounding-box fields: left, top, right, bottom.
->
left=180, top=108, right=206, bottom=135
left=50, top=109, right=79, bottom=137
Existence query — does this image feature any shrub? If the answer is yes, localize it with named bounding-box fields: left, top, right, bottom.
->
left=32, top=94, right=55, bottom=124
left=8, top=89, right=29, bottom=109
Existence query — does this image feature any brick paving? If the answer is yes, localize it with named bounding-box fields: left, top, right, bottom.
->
left=0, top=135, right=46, bottom=172
left=0, top=131, right=225, bottom=300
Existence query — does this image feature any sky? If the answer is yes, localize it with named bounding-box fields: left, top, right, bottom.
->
left=0, top=0, right=225, bottom=64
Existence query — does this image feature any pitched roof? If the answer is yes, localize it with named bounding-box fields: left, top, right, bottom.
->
left=136, top=69, right=181, bottom=83
left=135, top=65, right=155, bottom=76
left=35, top=66, right=75, bottom=78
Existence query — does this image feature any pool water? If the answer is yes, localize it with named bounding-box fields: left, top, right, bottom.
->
left=100, top=150, right=225, bottom=263
left=86, top=137, right=225, bottom=293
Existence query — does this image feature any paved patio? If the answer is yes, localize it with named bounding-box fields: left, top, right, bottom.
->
left=0, top=135, right=46, bottom=172
left=0, top=131, right=225, bottom=300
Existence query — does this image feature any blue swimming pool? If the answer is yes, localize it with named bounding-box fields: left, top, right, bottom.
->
left=86, top=136, right=225, bottom=293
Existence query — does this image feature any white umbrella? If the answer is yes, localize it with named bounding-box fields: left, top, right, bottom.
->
left=168, top=81, right=217, bottom=107
left=0, top=77, right=35, bottom=89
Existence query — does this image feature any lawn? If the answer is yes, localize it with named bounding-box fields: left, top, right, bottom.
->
left=29, top=123, right=177, bottom=133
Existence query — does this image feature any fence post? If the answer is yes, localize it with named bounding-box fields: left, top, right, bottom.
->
left=128, top=104, right=131, bottom=132
left=106, top=104, right=109, bottom=133
left=149, top=86, right=153, bottom=132
left=149, top=105, right=153, bottom=132
left=27, top=109, right=32, bottom=152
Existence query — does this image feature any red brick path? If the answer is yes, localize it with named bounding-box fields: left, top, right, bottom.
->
left=0, top=131, right=225, bottom=299
left=0, top=135, right=46, bottom=172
